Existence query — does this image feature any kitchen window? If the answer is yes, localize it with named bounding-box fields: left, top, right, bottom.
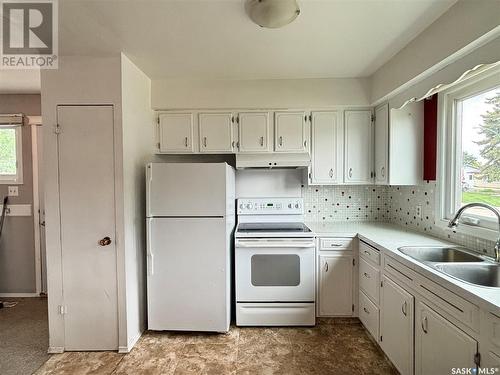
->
left=0, top=124, right=23, bottom=184
left=438, top=68, right=500, bottom=238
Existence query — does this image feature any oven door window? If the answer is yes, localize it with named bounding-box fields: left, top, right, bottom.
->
left=251, top=254, right=300, bottom=286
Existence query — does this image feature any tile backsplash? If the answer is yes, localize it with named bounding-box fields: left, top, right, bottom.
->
left=302, top=181, right=496, bottom=257
left=302, top=185, right=388, bottom=222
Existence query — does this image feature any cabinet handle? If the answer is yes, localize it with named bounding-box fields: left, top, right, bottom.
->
left=401, top=301, right=407, bottom=316
left=349, top=168, right=353, bottom=178
left=304, top=140, right=307, bottom=148
left=324, top=262, right=329, bottom=272
left=330, top=243, right=342, bottom=247
left=363, top=307, right=370, bottom=314
left=381, top=166, right=385, bottom=178
left=203, top=137, right=207, bottom=148
left=363, top=272, right=370, bottom=279
left=232, top=140, right=235, bottom=149
left=184, top=137, right=188, bottom=147
left=329, top=168, right=334, bottom=178
left=279, top=136, right=283, bottom=147
left=260, top=136, right=264, bottom=146
left=364, top=250, right=371, bottom=256
left=421, top=316, right=428, bottom=333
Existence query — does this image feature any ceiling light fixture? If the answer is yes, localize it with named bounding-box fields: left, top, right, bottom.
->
left=245, top=0, right=300, bottom=29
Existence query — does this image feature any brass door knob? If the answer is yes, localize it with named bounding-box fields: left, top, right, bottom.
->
left=99, top=237, right=112, bottom=246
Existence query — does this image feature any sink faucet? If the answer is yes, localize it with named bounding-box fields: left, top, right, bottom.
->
left=448, top=202, right=500, bottom=262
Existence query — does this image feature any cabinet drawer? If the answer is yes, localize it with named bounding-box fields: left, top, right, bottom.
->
left=359, top=257, right=380, bottom=304
left=319, top=238, right=352, bottom=251
left=488, top=312, right=500, bottom=351
left=359, top=241, right=380, bottom=265
left=359, top=290, right=379, bottom=341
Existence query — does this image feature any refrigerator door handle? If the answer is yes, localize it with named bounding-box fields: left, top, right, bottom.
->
left=147, top=218, right=154, bottom=275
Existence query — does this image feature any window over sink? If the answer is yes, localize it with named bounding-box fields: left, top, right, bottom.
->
left=438, top=68, right=500, bottom=236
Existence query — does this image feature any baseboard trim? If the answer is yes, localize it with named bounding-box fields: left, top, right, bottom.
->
left=48, top=346, right=64, bottom=354
left=118, top=331, right=143, bottom=354
left=0, top=293, right=39, bottom=297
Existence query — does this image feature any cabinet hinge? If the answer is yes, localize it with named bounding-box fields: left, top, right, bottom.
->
left=380, top=335, right=383, bottom=342
left=231, top=116, right=234, bottom=123
left=236, top=116, right=240, bottom=124
left=157, top=142, right=160, bottom=149
left=54, top=124, right=61, bottom=134
left=371, top=114, right=375, bottom=122
left=352, top=304, right=355, bottom=312
left=308, top=172, right=311, bottom=180
left=309, top=114, right=312, bottom=122
left=380, top=280, right=383, bottom=287
left=474, top=352, right=481, bottom=367
left=157, top=117, right=160, bottom=125
left=58, top=305, right=67, bottom=315
left=352, top=259, right=356, bottom=266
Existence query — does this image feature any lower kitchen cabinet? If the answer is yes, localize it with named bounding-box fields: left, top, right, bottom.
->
left=482, top=351, right=500, bottom=368
left=359, top=289, right=379, bottom=341
left=415, top=301, right=478, bottom=375
left=318, top=254, right=353, bottom=316
left=380, top=275, right=414, bottom=375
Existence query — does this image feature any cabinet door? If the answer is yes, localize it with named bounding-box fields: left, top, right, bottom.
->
left=482, top=351, right=500, bottom=369
left=311, top=111, right=341, bottom=184
left=275, top=111, right=307, bottom=152
left=374, top=104, right=389, bottom=185
left=159, top=113, right=194, bottom=153
left=238, top=112, right=270, bottom=153
left=380, top=275, right=414, bottom=375
left=415, top=301, right=477, bottom=375
left=344, top=110, right=373, bottom=184
left=318, top=254, right=353, bottom=316
left=199, top=112, right=234, bottom=153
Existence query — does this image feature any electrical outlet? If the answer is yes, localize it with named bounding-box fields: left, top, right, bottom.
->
left=7, top=186, right=18, bottom=197
left=415, top=205, right=422, bottom=219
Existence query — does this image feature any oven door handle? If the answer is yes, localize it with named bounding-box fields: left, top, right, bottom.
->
left=236, top=240, right=315, bottom=248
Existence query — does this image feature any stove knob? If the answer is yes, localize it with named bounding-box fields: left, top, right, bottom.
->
left=295, top=203, right=300, bottom=209
left=246, top=203, right=253, bottom=210
left=239, top=203, right=245, bottom=210
left=288, top=203, right=293, bottom=209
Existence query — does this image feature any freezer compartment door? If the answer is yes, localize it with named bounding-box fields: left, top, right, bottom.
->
left=147, top=217, right=230, bottom=332
left=146, top=163, right=233, bottom=217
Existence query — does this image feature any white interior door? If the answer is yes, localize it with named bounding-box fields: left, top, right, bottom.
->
left=57, top=105, right=118, bottom=351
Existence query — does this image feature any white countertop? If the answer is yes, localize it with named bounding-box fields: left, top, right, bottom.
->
left=307, top=221, right=500, bottom=314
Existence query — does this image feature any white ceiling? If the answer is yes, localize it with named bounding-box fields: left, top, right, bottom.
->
left=1, top=0, right=457, bottom=93
left=58, top=0, right=456, bottom=80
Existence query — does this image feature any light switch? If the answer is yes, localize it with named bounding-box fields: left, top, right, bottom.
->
left=8, top=186, right=18, bottom=197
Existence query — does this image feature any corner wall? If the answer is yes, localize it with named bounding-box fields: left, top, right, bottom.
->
left=120, top=54, right=154, bottom=351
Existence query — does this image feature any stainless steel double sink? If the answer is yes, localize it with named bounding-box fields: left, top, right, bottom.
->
left=398, top=246, right=500, bottom=288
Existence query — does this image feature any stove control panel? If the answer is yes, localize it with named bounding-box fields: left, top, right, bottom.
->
left=237, top=198, right=304, bottom=215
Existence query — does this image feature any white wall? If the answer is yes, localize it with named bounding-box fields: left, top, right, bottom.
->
left=371, top=0, right=500, bottom=104
left=152, top=77, right=371, bottom=109
left=120, top=54, right=154, bottom=351
left=41, top=55, right=124, bottom=352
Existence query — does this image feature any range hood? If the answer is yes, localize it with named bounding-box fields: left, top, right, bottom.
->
left=236, top=153, right=311, bottom=169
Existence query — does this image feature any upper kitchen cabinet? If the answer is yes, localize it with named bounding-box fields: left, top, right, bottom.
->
left=373, top=101, right=424, bottom=185
left=388, top=101, right=424, bottom=185
left=310, top=111, right=342, bottom=184
left=237, top=112, right=271, bottom=153
left=158, top=113, right=194, bottom=153
left=344, top=110, right=373, bottom=184
left=198, top=112, right=235, bottom=153
left=374, top=104, right=389, bottom=185
left=274, top=111, right=308, bottom=153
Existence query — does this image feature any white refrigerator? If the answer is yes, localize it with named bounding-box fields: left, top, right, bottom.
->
left=146, top=162, right=235, bottom=332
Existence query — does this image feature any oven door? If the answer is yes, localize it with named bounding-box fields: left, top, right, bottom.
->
left=235, top=238, right=315, bottom=302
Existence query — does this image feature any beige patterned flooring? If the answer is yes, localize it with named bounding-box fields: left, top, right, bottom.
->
left=35, top=319, right=397, bottom=375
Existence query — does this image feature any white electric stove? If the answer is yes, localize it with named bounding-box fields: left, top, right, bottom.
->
left=235, top=198, right=316, bottom=326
